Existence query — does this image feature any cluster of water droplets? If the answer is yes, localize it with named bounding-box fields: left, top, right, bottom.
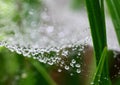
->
left=0, top=0, right=92, bottom=74
left=0, top=39, right=89, bottom=74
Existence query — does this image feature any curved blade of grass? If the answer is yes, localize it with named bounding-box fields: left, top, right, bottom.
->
left=91, top=47, right=112, bottom=85
left=29, top=58, right=57, bottom=85
left=106, top=0, right=120, bottom=45
left=85, top=0, right=107, bottom=65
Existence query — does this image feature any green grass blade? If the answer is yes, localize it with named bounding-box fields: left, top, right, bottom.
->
left=106, top=0, right=120, bottom=45
left=85, top=0, right=107, bottom=65
left=29, top=58, right=57, bottom=85
left=91, top=47, right=112, bottom=85
left=85, top=1, right=112, bottom=84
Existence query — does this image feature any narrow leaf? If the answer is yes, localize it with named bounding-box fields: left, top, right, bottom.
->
left=85, top=0, right=107, bottom=65
left=106, top=0, right=120, bottom=45
left=91, top=47, right=112, bottom=85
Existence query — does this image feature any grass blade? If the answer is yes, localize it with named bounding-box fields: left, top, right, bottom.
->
left=29, top=58, right=57, bottom=85
left=85, top=0, right=107, bottom=64
left=85, top=1, right=112, bottom=85
left=106, top=0, right=120, bottom=45
left=91, top=47, right=112, bottom=85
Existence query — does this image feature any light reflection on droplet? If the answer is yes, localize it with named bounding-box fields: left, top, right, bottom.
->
left=90, top=82, right=94, bottom=85
left=71, top=59, right=76, bottom=64
left=70, top=73, right=73, bottom=76
left=76, top=69, right=81, bottom=73
left=21, top=73, right=27, bottom=79
left=75, top=64, right=81, bottom=68
left=58, top=69, right=62, bottom=72
left=65, top=65, right=69, bottom=70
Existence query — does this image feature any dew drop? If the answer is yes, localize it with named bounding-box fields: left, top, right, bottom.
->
left=70, top=63, right=74, bottom=67
left=65, top=65, right=69, bottom=70
left=33, top=57, right=37, bottom=60
left=70, top=73, right=73, bottom=76
left=71, top=59, right=76, bottom=64
left=98, top=79, right=100, bottom=82
left=76, top=69, right=81, bottom=73
left=48, top=61, right=54, bottom=65
left=78, top=53, right=81, bottom=56
left=21, top=73, right=27, bottom=79
left=62, top=50, right=69, bottom=56
left=61, top=60, right=64, bottom=64
left=58, top=69, right=62, bottom=72
left=75, top=64, right=81, bottom=68
left=90, top=82, right=94, bottom=85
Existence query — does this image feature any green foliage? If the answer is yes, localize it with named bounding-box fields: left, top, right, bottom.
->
left=0, top=0, right=120, bottom=85
left=85, top=0, right=107, bottom=65
left=91, top=47, right=112, bottom=85
left=106, top=0, right=120, bottom=45
left=71, top=0, right=85, bottom=10
left=85, top=0, right=115, bottom=85
left=0, top=47, right=57, bottom=85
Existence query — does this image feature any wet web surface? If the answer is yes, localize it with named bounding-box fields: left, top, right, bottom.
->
left=0, top=0, right=91, bottom=74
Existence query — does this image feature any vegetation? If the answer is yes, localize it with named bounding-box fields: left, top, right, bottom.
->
left=0, top=0, right=120, bottom=85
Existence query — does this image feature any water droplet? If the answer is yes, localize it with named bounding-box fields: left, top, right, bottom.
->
left=70, top=63, right=74, bottom=67
left=71, top=59, right=76, bottom=64
left=48, top=61, right=54, bottom=65
left=78, top=53, right=81, bottom=56
left=21, top=73, right=27, bottom=79
left=58, top=69, right=62, bottom=72
left=98, top=80, right=100, bottom=82
left=33, top=57, right=37, bottom=59
left=62, top=50, right=68, bottom=56
left=65, top=65, right=69, bottom=70
left=76, top=69, right=81, bottom=73
left=90, top=82, right=94, bottom=85
left=61, top=60, right=64, bottom=64
left=75, top=64, right=81, bottom=68
left=70, top=73, right=73, bottom=76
